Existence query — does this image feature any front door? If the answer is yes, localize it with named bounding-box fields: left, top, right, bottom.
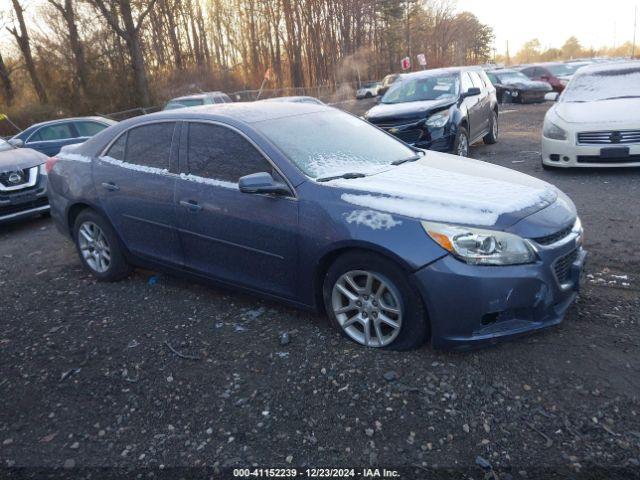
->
left=93, top=121, right=183, bottom=267
left=460, top=72, right=483, bottom=140
left=25, top=122, right=81, bottom=156
left=175, top=121, right=299, bottom=298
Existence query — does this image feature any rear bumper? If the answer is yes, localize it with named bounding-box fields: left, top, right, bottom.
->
left=414, top=246, right=587, bottom=350
left=542, top=136, right=640, bottom=168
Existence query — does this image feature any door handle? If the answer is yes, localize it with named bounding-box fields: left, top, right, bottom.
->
left=101, top=182, right=120, bottom=192
left=179, top=200, right=202, bottom=212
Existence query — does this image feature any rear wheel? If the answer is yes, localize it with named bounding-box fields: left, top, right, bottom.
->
left=323, top=252, right=429, bottom=350
left=73, top=209, right=132, bottom=281
left=483, top=111, right=499, bottom=144
left=454, top=126, right=470, bottom=157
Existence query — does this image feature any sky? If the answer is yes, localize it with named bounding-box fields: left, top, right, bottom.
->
left=456, top=0, right=639, bottom=55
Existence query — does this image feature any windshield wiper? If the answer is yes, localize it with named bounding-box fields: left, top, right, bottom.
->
left=598, top=95, right=640, bottom=101
left=391, top=153, right=422, bottom=166
left=316, top=172, right=367, bottom=182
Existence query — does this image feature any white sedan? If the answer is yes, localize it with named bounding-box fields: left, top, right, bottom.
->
left=541, top=61, right=640, bottom=169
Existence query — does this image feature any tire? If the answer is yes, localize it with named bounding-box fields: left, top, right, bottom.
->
left=483, top=111, right=498, bottom=144
left=453, top=126, right=470, bottom=157
left=323, top=251, right=429, bottom=350
left=73, top=209, right=132, bottom=282
left=365, top=92, right=372, bottom=98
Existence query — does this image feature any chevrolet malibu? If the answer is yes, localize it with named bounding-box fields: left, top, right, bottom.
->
left=47, top=103, right=586, bottom=350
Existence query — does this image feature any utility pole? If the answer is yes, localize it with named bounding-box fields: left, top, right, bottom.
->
left=633, top=5, right=637, bottom=58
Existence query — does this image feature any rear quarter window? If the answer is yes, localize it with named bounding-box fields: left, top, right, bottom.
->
left=105, top=122, right=176, bottom=170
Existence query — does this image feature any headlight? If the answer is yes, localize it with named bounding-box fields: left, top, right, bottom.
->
left=425, top=111, right=449, bottom=128
left=39, top=163, right=47, bottom=176
left=422, top=221, right=536, bottom=266
left=510, top=90, right=519, bottom=97
left=543, top=120, right=567, bottom=140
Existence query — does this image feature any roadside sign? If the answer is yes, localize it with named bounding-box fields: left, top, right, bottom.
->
left=417, top=54, right=427, bottom=67
left=401, top=57, right=411, bottom=71
left=0, top=114, right=6, bottom=121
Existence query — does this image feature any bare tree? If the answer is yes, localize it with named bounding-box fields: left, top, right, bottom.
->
left=87, top=0, right=158, bottom=106
left=7, top=0, right=48, bottom=103
left=0, top=51, right=15, bottom=106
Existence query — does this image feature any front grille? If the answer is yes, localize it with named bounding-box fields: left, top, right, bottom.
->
left=553, top=248, right=578, bottom=284
left=0, top=168, right=31, bottom=188
left=577, top=154, right=640, bottom=164
left=0, top=196, right=48, bottom=217
left=386, top=128, right=423, bottom=144
left=577, top=130, right=640, bottom=145
left=533, top=224, right=573, bottom=246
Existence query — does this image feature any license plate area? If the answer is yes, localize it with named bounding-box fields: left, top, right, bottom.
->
left=600, top=147, right=630, bottom=158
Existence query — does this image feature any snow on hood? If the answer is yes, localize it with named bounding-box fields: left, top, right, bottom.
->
left=0, top=146, right=48, bottom=172
left=329, top=154, right=558, bottom=227
left=554, top=98, right=640, bottom=124
left=366, top=98, right=455, bottom=123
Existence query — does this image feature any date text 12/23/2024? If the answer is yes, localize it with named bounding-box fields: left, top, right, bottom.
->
left=233, top=468, right=401, bottom=478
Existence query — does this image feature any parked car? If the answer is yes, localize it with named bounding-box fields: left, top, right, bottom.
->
left=356, top=81, right=381, bottom=99
left=47, top=102, right=586, bottom=350
left=518, top=63, right=582, bottom=92
left=363, top=67, right=499, bottom=156
left=0, top=138, right=49, bottom=223
left=259, top=96, right=325, bottom=105
left=542, top=61, right=640, bottom=168
left=8, top=117, right=115, bottom=157
left=485, top=68, right=552, bottom=103
left=377, top=74, right=400, bottom=96
left=164, top=91, right=232, bottom=110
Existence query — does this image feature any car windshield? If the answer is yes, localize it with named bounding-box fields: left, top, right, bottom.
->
left=496, top=71, right=530, bottom=83
left=561, top=66, right=640, bottom=102
left=546, top=64, right=578, bottom=76
left=381, top=74, right=459, bottom=104
left=0, top=138, right=13, bottom=152
left=168, top=98, right=204, bottom=108
left=362, top=82, right=379, bottom=88
left=253, top=110, right=415, bottom=179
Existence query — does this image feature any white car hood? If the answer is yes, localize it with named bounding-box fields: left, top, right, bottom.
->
left=329, top=153, right=558, bottom=227
left=555, top=98, right=640, bottom=124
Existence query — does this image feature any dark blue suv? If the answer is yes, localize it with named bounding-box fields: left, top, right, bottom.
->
left=47, top=103, right=585, bottom=350
left=364, top=67, right=499, bottom=157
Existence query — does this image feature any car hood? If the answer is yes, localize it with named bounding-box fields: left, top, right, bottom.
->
left=326, top=153, right=561, bottom=229
left=554, top=98, right=640, bottom=124
left=501, top=80, right=551, bottom=91
left=0, top=147, right=48, bottom=172
left=365, top=98, right=456, bottom=124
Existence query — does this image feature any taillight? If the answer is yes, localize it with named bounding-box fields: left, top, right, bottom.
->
left=44, top=157, right=59, bottom=174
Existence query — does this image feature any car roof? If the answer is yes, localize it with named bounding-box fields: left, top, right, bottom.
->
left=119, top=102, right=331, bottom=127
left=398, top=66, right=483, bottom=81
left=169, top=91, right=228, bottom=102
left=27, top=116, right=114, bottom=129
left=573, top=60, right=640, bottom=75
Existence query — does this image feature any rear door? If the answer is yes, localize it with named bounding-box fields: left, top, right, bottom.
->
left=175, top=121, right=299, bottom=298
left=93, top=121, right=183, bottom=266
left=25, top=122, right=79, bottom=156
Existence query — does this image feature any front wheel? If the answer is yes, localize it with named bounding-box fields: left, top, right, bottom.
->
left=323, top=252, right=429, bottom=350
left=453, top=126, right=470, bottom=157
left=483, top=112, right=498, bottom=144
left=73, top=209, right=132, bottom=281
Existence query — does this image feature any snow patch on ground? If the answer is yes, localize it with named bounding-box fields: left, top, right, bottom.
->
left=345, top=209, right=402, bottom=230
left=178, top=173, right=237, bottom=190
left=100, top=156, right=169, bottom=175
left=335, top=161, right=556, bottom=226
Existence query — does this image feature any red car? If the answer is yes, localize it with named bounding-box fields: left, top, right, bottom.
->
left=518, top=63, right=581, bottom=93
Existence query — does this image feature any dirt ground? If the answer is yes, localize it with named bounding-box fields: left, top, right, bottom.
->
left=1, top=100, right=639, bottom=479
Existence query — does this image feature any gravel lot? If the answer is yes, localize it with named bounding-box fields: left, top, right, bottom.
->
left=1, top=101, right=639, bottom=479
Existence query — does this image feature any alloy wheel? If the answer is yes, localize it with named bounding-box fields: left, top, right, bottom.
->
left=331, top=270, right=403, bottom=347
left=457, top=133, right=469, bottom=156
left=492, top=114, right=498, bottom=139
left=78, top=221, right=111, bottom=273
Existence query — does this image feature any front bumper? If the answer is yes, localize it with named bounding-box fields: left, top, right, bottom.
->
left=414, top=240, right=587, bottom=350
left=0, top=172, right=49, bottom=223
left=542, top=136, right=640, bottom=168
left=376, top=122, right=455, bottom=152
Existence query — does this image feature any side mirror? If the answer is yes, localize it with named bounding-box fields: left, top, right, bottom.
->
left=462, top=87, right=481, bottom=98
left=8, top=138, right=24, bottom=148
left=239, top=172, right=290, bottom=196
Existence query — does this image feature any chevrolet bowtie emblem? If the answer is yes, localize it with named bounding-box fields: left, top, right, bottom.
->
left=389, top=128, right=399, bottom=134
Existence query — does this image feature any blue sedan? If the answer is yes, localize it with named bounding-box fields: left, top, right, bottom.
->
left=46, top=103, right=586, bottom=350
left=10, top=117, right=116, bottom=157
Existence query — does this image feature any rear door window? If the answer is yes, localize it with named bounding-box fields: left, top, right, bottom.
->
left=75, top=121, right=109, bottom=137
left=186, top=122, right=273, bottom=183
left=105, top=122, right=176, bottom=170
left=29, top=123, right=75, bottom=142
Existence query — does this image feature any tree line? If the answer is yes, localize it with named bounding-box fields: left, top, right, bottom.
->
left=0, top=0, right=494, bottom=129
